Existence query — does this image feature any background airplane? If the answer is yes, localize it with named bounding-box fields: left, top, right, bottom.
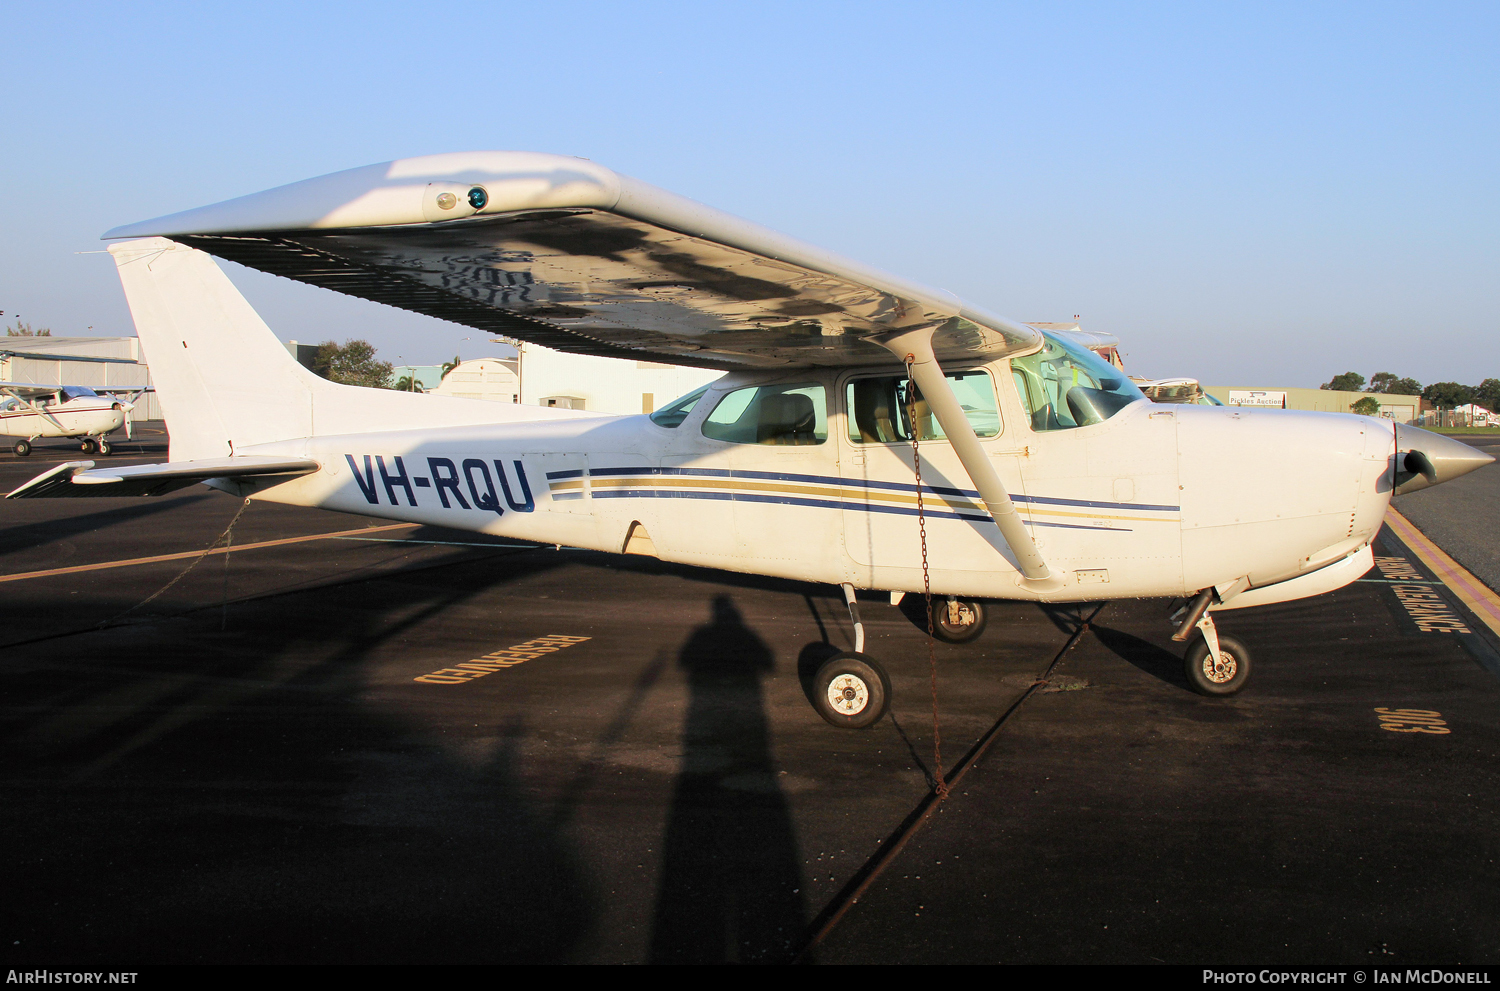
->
left=0, top=383, right=148, bottom=456
left=8, top=152, right=1492, bottom=727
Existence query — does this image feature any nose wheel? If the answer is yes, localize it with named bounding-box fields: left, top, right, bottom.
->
left=1184, top=631, right=1252, bottom=696
left=1172, top=595, right=1253, bottom=696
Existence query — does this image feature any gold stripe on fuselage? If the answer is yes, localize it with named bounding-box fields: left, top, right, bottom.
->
left=553, top=473, right=1176, bottom=524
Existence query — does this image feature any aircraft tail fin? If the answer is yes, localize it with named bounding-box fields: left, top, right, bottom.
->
left=110, top=238, right=322, bottom=460
left=108, top=237, right=577, bottom=461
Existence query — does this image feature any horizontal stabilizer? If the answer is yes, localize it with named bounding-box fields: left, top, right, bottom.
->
left=6, top=456, right=320, bottom=499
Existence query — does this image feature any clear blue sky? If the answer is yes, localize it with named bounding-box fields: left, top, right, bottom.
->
left=2, top=0, right=1495, bottom=388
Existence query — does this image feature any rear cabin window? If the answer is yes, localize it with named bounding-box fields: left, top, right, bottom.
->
left=846, top=370, right=1000, bottom=443
left=1010, top=334, right=1145, bottom=431
left=700, top=382, right=827, bottom=445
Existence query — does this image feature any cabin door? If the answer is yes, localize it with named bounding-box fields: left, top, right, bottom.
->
left=838, top=367, right=1024, bottom=583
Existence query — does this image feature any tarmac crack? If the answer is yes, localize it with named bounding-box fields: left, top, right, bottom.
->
left=790, top=601, right=1107, bottom=963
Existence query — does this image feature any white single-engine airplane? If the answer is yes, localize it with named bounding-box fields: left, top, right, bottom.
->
left=9, top=153, right=1493, bottom=726
left=0, top=383, right=145, bottom=456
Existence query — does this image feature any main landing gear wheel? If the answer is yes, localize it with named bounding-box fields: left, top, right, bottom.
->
left=931, top=598, right=987, bottom=644
left=1185, top=633, right=1252, bottom=696
left=813, top=652, right=891, bottom=729
left=13, top=439, right=31, bottom=457
left=96, top=439, right=111, bottom=455
left=79, top=439, right=96, bottom=454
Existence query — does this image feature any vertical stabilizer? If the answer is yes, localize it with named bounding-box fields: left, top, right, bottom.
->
left=109, top=238, right=316, bottom=461
left=109, top=238, right=585, bottom=462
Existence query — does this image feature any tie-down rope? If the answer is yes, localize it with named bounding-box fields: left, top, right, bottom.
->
left=98, top=495, right=252, bottom=628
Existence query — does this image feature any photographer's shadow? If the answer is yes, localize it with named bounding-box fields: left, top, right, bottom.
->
left=649, top=595, right=807, bottom=964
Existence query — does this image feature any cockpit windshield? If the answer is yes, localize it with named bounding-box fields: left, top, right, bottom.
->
left=648, top=385, right=710, bottom=428
left=58, top=386, right=99, bottom=401
left=1010, top=333, right=1145, bottom=431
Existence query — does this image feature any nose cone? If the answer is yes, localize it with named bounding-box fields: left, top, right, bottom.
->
left=1394, top=423, right=1496, bottom=494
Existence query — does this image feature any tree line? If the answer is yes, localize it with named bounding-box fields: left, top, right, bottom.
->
left=311, top=339, right=393, bottom=389
left=1321, top=371, right=1500, bottom=411
left=313, top=339, right=461, bottom=391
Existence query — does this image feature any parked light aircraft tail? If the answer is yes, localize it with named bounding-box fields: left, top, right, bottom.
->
left=9, top=152, right=1493, bottom=724
left=108, top=237, right=585, bottom=463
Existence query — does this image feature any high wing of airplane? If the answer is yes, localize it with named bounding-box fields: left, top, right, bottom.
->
left=10, top=152, right=1493, bottom=727
left=0, top=382, right=134, bottom=456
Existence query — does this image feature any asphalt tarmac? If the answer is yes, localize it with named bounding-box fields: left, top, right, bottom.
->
left=2, top=425, right=1498, bottom=965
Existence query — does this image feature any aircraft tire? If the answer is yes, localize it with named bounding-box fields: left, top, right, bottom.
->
left=930, top=598, right=988, bottom=644
left=79, top=439, right=96, bottom=454
left=813, top=652, right=890, bottom=729
left=13, top=439, right=31, bottom=457
left=1184, top=633, right=1252, bottom=696
left=97, top=439, right=111, bottom=456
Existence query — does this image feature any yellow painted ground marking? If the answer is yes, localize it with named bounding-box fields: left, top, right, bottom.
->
left=1385, top=506, right=1500, bottom=640
left=1374, top=707, right=1450, bottom=734
left=415, top=635, right=591, bottom=684
left=0, top=522, right=418, bottom=583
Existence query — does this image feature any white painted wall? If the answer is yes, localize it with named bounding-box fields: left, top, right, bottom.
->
left=515, top=344, right=723, bottom=415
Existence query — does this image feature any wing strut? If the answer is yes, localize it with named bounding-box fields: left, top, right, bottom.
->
left=0, top=388, right=69, bottom=435
left=873, top=326, right=1063, bottom=594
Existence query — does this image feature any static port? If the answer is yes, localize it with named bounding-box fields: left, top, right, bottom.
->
left=468, top=186, right=488, bottom=210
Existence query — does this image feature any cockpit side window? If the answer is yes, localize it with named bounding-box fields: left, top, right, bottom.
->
left=846, top=370, right=1000, bottom=443
left=701, top=382, right=827, bottom=445
left=649, top=385, right=709, bottom=428
left=1009, top=333, right=1145, bottom=431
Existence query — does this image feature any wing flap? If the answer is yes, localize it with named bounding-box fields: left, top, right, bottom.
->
left=7, top=456, right=320, bottom=499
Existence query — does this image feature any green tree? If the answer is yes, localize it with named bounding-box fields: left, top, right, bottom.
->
left=1321, top=372, right=1365, bottom=391
left=5, top=321, right=50, bottom=337
left=1474, top=378, right=1500, bottom=412
left=1367, top=373, right=1422, bottom=395
left=1422, top=381, right=1473, bottom=408
left=314, top=339, right=394, bottom=389
left=1368, top=372, right=1422, bottom=395
left=441, top=355, right=462, bottom=379
left=1350, top=396, right=1381, bottom=416
left=394, top=374, right=423, bottom=393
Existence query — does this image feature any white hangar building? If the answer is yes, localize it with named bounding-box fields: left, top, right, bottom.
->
left=432, top=343, right=722, bottom=414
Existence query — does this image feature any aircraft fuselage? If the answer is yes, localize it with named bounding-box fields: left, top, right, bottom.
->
left=242, top=364, right=1397, bottom=604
